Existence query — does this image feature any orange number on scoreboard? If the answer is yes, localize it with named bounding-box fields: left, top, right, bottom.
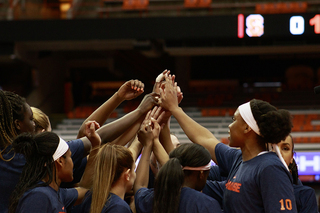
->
left=246, top=14, right=264, bottom=37
left=310, top=14, right=320, bottom=34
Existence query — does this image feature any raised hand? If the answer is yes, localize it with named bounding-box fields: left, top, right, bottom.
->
left=117, top=79, right=144, bottom=101
left=137, top=93, right=160, bottom=114
left=84, top=120, right=101, bottom=149
left=150, top=106, right=169, bottom=127
left=148, top=106, right=163, bottom=138
left=159, top=75, right=179, bottom=112
left=138, top=111, right=154, bottom=147
left=176, top=83, right=183, bottom=104
left=153, top=69, right=170, bottom=94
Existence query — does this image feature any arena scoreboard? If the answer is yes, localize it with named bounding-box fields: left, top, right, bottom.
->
left=1, top=13, right=320, bottom=43
left=237, top=13, right=320, bottom=39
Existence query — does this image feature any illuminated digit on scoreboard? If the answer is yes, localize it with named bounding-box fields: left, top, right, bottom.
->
left=310, top=14, right=320, bottom=34
left=290, top=16, right=305, bottom=35
left=246, top=14, right=264, bottom=37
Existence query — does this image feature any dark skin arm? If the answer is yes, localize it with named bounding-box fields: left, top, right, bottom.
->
left=152, top=70, right=183, bottom=154
left=134, top=112, right=161, bottom=194
left=160, top=74, right=220, bottom=164
left=77, top=80, right=144, bottom=139
left=80, top=93, right=159, bottom=156
left=110, top=115, right=145, bottom=147
left=74, top=121, right=101, bottom=205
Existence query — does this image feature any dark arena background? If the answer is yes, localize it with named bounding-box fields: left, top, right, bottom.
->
left=1, top=0, right=320, bottom=209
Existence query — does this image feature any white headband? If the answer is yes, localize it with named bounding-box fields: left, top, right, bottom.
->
left=52, top=137, right=69, bottom=161
left=268, top=143, right=289, bottom=171
left=182, top=162, right=211, bottom=171
left=238, top=102, right=261, bottom=136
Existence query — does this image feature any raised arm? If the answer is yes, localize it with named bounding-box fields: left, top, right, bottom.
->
left=152, top=134, right=169, bottom=167
left=77, top=80, right=144, bottom=139
left=128, top=135, right=143, bottom=162
left=149, top=106, right=170, bottom=167
left=133, top=112, right=155, bottom=194
left=157, top=110, right=174, bottom=154
left=160, top=74, right=221, bottom=164
left=80, top=93, right=159, bottom=155
left=75, top=121, right=101, bottom=205
left=110, top=115, right=145, bottom=147
left=152, top=70, right=178, bottom=154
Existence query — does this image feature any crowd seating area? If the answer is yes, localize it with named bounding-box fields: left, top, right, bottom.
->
left=53, top=106, right=320, bottom=151
left=1, top=0, right=319, bottom=20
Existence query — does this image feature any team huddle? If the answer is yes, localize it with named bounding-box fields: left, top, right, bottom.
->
left=0, top=70, right=318, bottom=213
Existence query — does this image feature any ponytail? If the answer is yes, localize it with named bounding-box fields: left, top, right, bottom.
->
left=9, top=132, right=59, bottom=213
left=153, top=143, right=211, bottom=213
left=91, top=144, right=133, bottom=213
left=154, top=158, right=184, bottom=213
left=91, top=145, right=117, bottom=213
left=289, top=158, right=299, bottom=185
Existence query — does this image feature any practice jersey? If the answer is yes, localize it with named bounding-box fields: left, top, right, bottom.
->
left=135, top=187, right=222, bottom=213
left=208, top=165, right=228, bottom=182
left=293, top=184, right=318, bottom=213
left=215, top=143, right=297, bottom=213
left=0, top=139, right=84, bottom=212
left=203, top=180, right=226, bottom=207
left=0, top=149, right=25, bottom=213
left=79, top=191, right=132, bottom=213
left=15, top=185, right=77, bottom=213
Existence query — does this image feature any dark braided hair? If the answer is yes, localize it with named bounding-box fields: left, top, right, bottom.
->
left=250, top=99, right=292, bottom=144
left=0, top=90, right=27, bottom=161
left=289, top=158, right=299, bottom=185
left=288, top=135, right=299, bottom=185
left=9, top=132, right=60, bottom=213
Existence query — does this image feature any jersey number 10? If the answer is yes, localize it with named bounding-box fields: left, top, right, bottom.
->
left=279, top=199, right=292, bottom=210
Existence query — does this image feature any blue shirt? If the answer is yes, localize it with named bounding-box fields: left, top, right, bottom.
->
left=0, top=139, right=85, bottom=212
left=215, top=143, right=297, bottom=213
left=16, top=185, right=77, bottom=213
left=208, top=165, right=227, bottom=182
left=79, top=191, right=132, bottom=213
left=293, top=184, right=318, bottom=213
left=0, top=149, right=25, bottom=213
left=203, top=180, right=226, bottom=207
left=135, top=187, right=222, bottom=213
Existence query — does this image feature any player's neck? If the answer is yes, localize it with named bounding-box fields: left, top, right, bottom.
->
left=110, top=183, right=126, bottom=200
left=241, top=139, right=266, bottom=162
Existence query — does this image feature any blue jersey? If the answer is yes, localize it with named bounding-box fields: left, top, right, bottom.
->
left=79, top=191, right=132, bottom=213
left=203, top=180, right=226, bottom=207
left=215, top=143, right=297, bottom=213
left=0, top=139, right=84, bottom=212
left=208, top=165, right=227, bottom=182
left=0, top=149, right=25, bottom=213
left=15, top=185, right=77, bottom=213
left=293, top=184, right=318, bottom=213
left=135, top=187, right=222, bottom=213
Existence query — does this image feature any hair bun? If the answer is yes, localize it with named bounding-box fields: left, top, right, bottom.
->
left=12, top=133, right=37, bottom=159
left=259, top=109, right=292, bottom=143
